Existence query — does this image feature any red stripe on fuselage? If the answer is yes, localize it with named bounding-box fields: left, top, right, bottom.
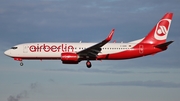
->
left=97, top=44, right=164, bottom=60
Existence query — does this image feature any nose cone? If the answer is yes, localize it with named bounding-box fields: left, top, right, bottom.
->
left=4, top=50, right=11, bottom=57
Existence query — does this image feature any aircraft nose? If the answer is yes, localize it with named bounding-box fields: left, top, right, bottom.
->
left=4, top=50, right=11, bottom=56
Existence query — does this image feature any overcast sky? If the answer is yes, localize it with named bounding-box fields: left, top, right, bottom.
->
left=0, top=0, right=180, bottom=101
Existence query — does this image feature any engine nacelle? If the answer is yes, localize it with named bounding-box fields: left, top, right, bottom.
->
left=61, top=53, right=79, bottom=64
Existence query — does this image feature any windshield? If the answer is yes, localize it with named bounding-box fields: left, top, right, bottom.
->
left=11, top=47, right=18, bottom=49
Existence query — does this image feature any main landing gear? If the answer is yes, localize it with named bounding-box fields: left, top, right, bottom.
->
left=86, top=60, right=92, bottom=68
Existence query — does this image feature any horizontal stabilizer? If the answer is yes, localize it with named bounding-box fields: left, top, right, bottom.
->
left=155, top=41, right=174, bottom=49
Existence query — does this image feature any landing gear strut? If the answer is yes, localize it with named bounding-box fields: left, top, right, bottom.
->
left=86, top=60, right=92, bottom=68
left=14, top=58, right=23, bottom=66
left=20, top=62, right=23, bottom=66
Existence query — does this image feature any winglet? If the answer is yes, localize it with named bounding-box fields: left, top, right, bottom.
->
left=105, top=29, right=115, bottom=41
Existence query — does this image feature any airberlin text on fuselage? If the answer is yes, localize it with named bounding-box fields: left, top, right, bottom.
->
left=29, top=44, right=74, bottom=52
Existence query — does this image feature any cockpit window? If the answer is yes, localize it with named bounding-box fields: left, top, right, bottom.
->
left=11, top=47, right=18, bottom=49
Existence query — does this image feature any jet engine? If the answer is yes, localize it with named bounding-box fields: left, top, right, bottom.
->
left=61, top=53, right=79, bottom=64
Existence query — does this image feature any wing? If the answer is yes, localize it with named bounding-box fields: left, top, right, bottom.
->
left=77, top=29, right=115, bottom=59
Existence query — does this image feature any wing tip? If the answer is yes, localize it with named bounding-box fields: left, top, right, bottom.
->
left=106, top=28, right=115, bottom=41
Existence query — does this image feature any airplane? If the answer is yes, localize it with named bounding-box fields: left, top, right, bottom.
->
left=4, top=12, right=173, bottom=68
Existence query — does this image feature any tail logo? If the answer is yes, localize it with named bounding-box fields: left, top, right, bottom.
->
left=154, top=19, right=171, bottom=40
left=157, top=26, right=167, bottom=36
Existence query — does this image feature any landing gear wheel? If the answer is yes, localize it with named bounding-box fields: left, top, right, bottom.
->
left=20, top=62, right=23, bottom=66
left=86, top=61, right=92, bottom=68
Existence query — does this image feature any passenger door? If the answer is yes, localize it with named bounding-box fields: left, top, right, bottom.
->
left=23, top=45, right=28, bottom=53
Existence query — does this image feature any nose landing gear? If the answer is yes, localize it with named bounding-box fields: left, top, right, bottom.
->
left=14, top=58, right=23, bottom=66
left=20, top=61, right=24, bottom=66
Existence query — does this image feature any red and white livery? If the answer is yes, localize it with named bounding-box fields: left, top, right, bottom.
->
left=4, top=13, right=174, bottom=68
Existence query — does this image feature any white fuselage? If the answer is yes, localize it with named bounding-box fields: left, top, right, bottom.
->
left=6, top=42, right=139, bottom=58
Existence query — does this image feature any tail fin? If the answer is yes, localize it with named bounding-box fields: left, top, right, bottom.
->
left=140, top=13, right=173, bottom=45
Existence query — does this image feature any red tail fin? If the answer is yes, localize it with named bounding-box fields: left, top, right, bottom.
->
left=140, top=13, right=173, bottom=45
